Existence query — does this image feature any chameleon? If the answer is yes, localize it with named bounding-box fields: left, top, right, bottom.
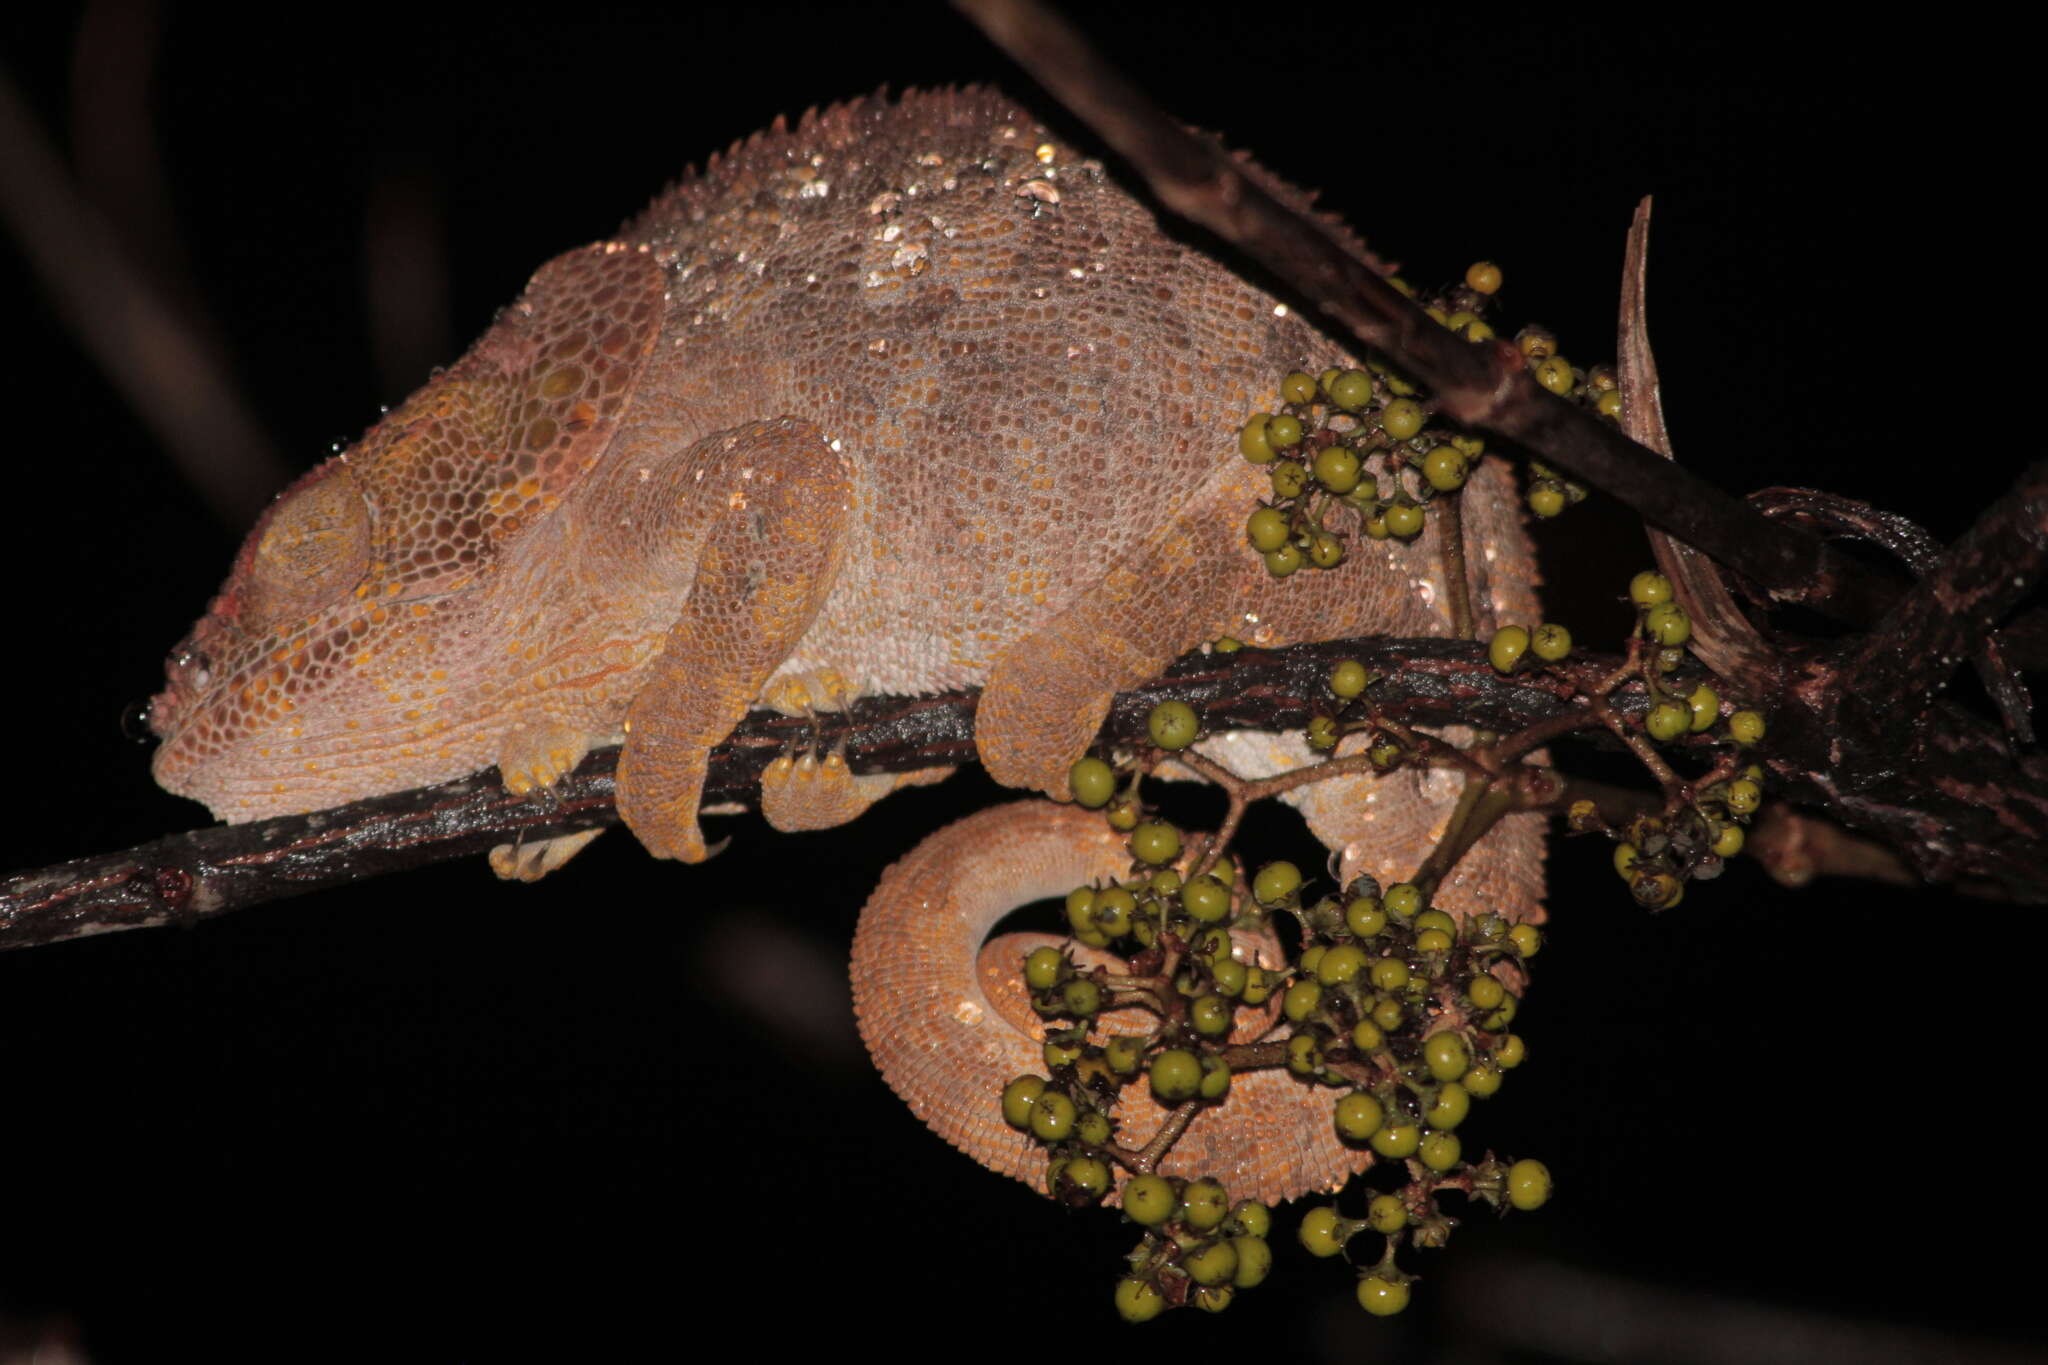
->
left=148, top=87, right=1544, bottom=1205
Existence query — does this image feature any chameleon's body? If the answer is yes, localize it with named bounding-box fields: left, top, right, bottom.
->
left=150, top=89, right=1543, bottom=1201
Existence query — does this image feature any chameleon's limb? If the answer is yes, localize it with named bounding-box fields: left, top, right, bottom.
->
left=976, top=492, right=1251, bottom=799
left=616, top=418, right=853, bottom=863
left=851, top=800, right=1374, bottom=1206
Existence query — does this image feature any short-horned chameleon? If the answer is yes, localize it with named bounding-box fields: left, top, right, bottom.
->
left=151, top=89, right=1544, bottom=1202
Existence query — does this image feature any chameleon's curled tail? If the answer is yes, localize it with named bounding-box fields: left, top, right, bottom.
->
left=850, top=800, right=1372, bottom=1206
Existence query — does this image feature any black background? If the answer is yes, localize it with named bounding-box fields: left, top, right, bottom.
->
left=2, top=5, right=2034, bottom=1361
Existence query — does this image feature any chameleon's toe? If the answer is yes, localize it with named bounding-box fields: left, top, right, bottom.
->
left=760, top=748, right=951, bottom=833
left=495, top=724, right=592, bottom=796
left=489, top=827, right=606, bottom=882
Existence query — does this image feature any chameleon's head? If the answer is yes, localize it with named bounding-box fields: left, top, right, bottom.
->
left=150, top=242, right=665, bottom=822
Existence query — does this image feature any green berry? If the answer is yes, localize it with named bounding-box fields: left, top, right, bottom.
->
left=1421, top=445, right=1469, bottom=492
left=1299, top=1206, right=1349, bottom=1258
left=1191, top=994, right=1234, bottom=1037
left=1369, top=957, right=1411, bottom=992
left=1345, top=897, right=1386, bottom=937
left=1029, top=1089, right=1077, bottom=1142
left=1533, top=354, right=1574, bottom=395
left=1253, top=860, right=1303, bottom=906
left=1371, top=997, right=1405, bottom=1031
left=1528, top=482, right=1567, bottom=518
left=1181, top=1178, right=1230, bottom=1232
left=1114, top=1276, right=1166, bottom=1323
left=1644, top=601, right=1692, bottom=646
left=1131, top=821, right=1181, bottom=865
left=1270, top=459, right=1309, bottom=499
left=1231, top=1235, right=1273, bottom=1289
left=1419, top=1130, right=1462, bottom=1172
left=1150, top=1049, right=1202, bottom=1102
left=1629, top=570, right=1673, bottom=606
left=1228, top=1200, right=1273, bottom=1239
left=1147, top=700, right=1199, bottom=750
left=1334, top=1090, right=1386, bottom=1141
left=1466, top=973, right=1506, bottom=1010
left=1060, top=978, right=1101, bottom=1018
left=1307, top=531, right=1345, bottom=569
left=1367, top=1194, right=1407, bottom=1234
left=1508, top=923, right=1542, bottom=958
left=1198, top=1053, right=1232, bottom=1100
left=1024, top=946, right=1065, bottom=991
left=1488, top=625, right=1530, bottom=673
left=1060, top=1153, right=1112, bottom=1201
left=1423, top=1031, right=1471, bottom=1083
left=1357, top=1275, right=1410, bottom=1316
left=1384, top=502, right=1425, bottom=539
left=1729, top=709, right=1767, bottom=745
left=1350, top=1018, right=1384, bottom=1052
left=1383, top=883, right=1422, bottom=919
left=1239, top=416, right=1276, bottom=464
left=1370, top=1123, right=1421, bottom=1159
left=1210, top=957, right=1248, bottom=998
left=1687, top=682, right=1721, bottom=733
left=1646, top=700, right=1690, bottom=742
left=1726, top=777, right=1763, bottom=815
left=1267, top=414, right=1304, bottom=449
left=1043, top=1034, right=1083, bottom=1069
left=1381, top=398, right=1425, bottom=441
left=1193, top=1285, right=1234, bottom=1313
left=1283, top=979, right=1324, bottom=1023
left=1313, top=445, right=1363, bottom=494
left=1306, top=715, right=1340, bottom=750
left=1413, top=908, right=1456, bottom=936
left=1246, top=506, right=1291, bottom=552
left=1123, top=1173, right=1176, bottom=1226
left=1328, top=369, right=1374, bottom=410
left=1712, top=823, right=1745, bottom=858
left=1281, top=370, right=1318, bottom=404
left=1094, top=888, right=1137, bottom=936
left=1462, top=1064, right=1503, bottom=1098
left=1507, top=1158, right=1552, bottom=1210
left=1000, top=1074, right=1046, bottom=1129
left=1184, top=1239, right=1239, bottom=1288
left=1264, top=543, right=1304, bottom=577
left=1415, top=928, right=1451, bottom=953
left=1067, top=757, right=1115, bottom=808
left=1531, top=623, right=1572, bottom=661
left=1425, top=1081, right=1471, bottom=1130
left=1286, top=1032, right=1324, bottom=1077
left=1331, top=659, right=1371, bottom=699
left=1104, top=1036, right=1145, bottom=1075
left=1465, top=260, right=1503, bottom=294
left=1183, top=874, right=1232, bottom=924
left=1495, top=1034, right=1527, bottom=1069
left=1317, top=943, right=1369, bottom=986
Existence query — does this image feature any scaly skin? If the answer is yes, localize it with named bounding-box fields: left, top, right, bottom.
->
left=151, top=89, right=1543, bottom=1200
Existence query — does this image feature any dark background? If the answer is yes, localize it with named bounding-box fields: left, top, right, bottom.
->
left=2, top=5, right=2033, bottom=1361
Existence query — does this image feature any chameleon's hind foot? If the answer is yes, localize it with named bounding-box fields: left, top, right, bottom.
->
left=759, top=747, right=952, bottom=833
left=489, top=827, right=606, bottom=882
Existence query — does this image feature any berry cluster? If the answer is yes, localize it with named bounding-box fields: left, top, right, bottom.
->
left=1235, top=263, right=1527, bottom=575
left=995, top=688, right=1553, bottom=1321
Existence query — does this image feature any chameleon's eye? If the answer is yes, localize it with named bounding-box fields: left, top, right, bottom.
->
left=242, top=466, right=372, bottom=629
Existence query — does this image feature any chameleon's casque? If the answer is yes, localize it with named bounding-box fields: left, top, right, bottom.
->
left=152, top=88, right=1544, bottom=1199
